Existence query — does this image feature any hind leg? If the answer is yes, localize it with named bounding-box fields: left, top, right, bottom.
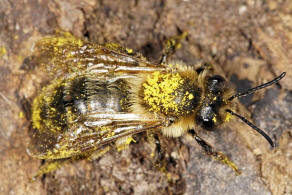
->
left=30, top=158, right=72, bottom=182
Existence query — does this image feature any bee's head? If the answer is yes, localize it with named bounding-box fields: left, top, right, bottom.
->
left=196, top=75, right=230, bottom=130
left=196, top=72, right=286, bottom=148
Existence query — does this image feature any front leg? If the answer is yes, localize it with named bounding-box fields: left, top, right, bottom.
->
left=189, top=129, right=241, bottom=175
left=159, top=31, right=188, bottom=64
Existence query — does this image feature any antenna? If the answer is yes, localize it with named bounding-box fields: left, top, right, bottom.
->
left=228, top=72, right=286, bottom=101
left=226, top=109, right=274, bottom=148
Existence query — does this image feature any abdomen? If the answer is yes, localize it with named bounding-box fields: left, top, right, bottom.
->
left=32, top=74, right=131, bottom=133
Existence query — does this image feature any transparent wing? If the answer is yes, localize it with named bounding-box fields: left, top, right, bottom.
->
left=33, top=31, right=166, bottom=77
left=28, top=112, right=163, bottom=159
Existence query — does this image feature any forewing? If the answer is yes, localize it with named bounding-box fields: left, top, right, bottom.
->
left=33, top=32, right=166, bottom=78
left=28, top=112, right=163, bottom=159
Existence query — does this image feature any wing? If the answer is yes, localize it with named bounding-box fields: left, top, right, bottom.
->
left=33, top=31, right=166, bottom=77
left=28, top=112, right=163, bottom=159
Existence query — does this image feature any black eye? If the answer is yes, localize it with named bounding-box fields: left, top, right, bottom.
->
left=197, top=106, right=215, bottom=130
left=207, top=75, right=225, bottom=94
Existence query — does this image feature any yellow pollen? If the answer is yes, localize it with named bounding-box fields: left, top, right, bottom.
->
left=188, top=93, right=194, bottom=100
left=126, top=48, right=133, bottom=53
left=143, top=71, right=184, bottom=114
left=224, top=112, right=233, bottom=122
left=212, top=116, right=217, bottom=123
left=126, top=136, right=136, bottom=145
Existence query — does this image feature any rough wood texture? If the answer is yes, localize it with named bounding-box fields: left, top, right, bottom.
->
left=0, top=0, right=291, bottom=194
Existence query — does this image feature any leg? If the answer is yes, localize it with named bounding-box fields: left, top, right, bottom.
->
left=195, top=62, right=214, bottom=88
left=147, top=131, right=168, bottom=172
left=195, top=62, right=213, bottom=75
left=153, top=134, right=164, bottom=164
left=189, top=129, right=241, bottom=175
left=147, top=132, right=163, bottom=162
left=87, top=145, right=111, bottom=161
left=31, top=158, right=72, bottom=182
left=31, top=146, right=111, bottom=181
left=159, top=31, right=188, bottom=64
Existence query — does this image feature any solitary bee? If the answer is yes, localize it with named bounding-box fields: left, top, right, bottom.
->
left=28, top=31, right=285, bottom=178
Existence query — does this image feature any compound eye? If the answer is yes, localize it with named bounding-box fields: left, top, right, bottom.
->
left=207, top=75, right=226, bottom=94
left=197, top=106, right=215, bottom=130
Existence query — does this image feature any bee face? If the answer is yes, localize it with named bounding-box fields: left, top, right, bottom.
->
left=196, top=75, right=230, bottom=130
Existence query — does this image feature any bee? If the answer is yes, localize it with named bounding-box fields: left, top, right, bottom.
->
left=28, top=31, right=286, bottom=179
